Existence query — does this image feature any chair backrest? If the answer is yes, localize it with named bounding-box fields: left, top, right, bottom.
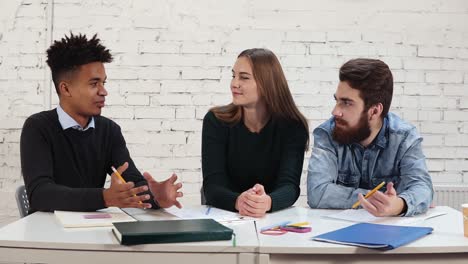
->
left=200, top=186, right=206, bottom=205
left=15, top=185, right=30, bottom=218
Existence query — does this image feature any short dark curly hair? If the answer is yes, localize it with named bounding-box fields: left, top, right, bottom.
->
left=46, top=32, right=113, bottom=94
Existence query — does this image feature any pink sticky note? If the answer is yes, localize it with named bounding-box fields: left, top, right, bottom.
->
left=83, top=213, right=112, bottom=219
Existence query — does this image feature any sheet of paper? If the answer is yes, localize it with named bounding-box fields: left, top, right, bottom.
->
left=55, top=207, right=137, bottom=228
left=324, top=207, right=447, bottom=226
left=164, top=205, right=253, bottom=223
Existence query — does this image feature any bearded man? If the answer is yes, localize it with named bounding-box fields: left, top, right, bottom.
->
left=306, top=58, right=433, bottom=217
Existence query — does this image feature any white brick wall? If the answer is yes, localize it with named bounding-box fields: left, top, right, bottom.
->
left=1, top=0, right=467, bottom=226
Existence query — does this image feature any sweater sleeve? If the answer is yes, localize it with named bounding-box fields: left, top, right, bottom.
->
left=202, top=111, right=239, bottom=212
left=268, top=121, right=308, bottom=212
left=107, top=121, right=159, bottom=209
left=21, top=117, right=106, bottom=212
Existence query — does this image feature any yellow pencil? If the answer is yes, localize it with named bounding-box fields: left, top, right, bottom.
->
left=352, top=181, right=386, bottom=209
left=111, top=166, right=142, bottom=204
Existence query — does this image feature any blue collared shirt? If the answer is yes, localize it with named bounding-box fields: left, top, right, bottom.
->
left=307, top=112, right=433, bottom=216
left=56, top=105, right=95, bottom=131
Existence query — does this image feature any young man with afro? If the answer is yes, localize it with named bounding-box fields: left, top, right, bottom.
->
left=20, top=33, right=183, bottom=213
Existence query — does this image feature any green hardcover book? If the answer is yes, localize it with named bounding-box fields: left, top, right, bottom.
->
left=112, top=219, right=233, bottom=245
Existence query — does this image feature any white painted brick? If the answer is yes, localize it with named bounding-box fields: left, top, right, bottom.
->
left=376, top=44, right=417, bottom=57
left=139, top=42, right=180, bottom=54
left=460, top=98, right=468, bottom=109
left=176, top=108, right=195, bottom=119
left=420, top=122, right=458, bottom=134
left=119, top=80, right=161, bottom=94
left=403, top=84, right=441, bottom=96
left=119, top=29, right=159, bottom=41
left=120, top=54, right=162, bottom=66
left=104, top=93, right=126, bottom=106
left=442, top=85, right=466, bottom=96
left=278, top=43, right=308, bottom=55
left=160, top=80, right=202, bottom=93
left=309, top=43, right=338, bottom=55
left=337, top=44, right=378, bottom=56
left=392, top=70, right=425, bottom=83
left=181, top=42, right=221, bottom=54
left=118, top=119, right=162, bottom=132
left=107, top=67, right=139, bottom=80
left=138, top=66, right=180, bottom=80
left=280, top=55, right=320, bottom=68
left=445, top=134, right=468, bottom=147
left=403, top=58, right=440, bottom=70
left=173, top=144, right=201, bottom=157
left=211, top=94, right=231, bottom=105
left=420, top=96, right=456, bottom=109
left=153, top=95, right=192, bottom=106
left=425, top=71, right=464, bottom=84
left=418, top=46, right=458, bottom=58
left=444, top=111, right=468, bottom=121
left=362, top=31, right=402, bottom=44
left=425, top=147, right=458, bottom=159
left=134, top=107, right=175, bottom=119
left=441, top=59, right=468, bottom=71
left=418, top=110, right=442, bottom=121
left=421, top=135, right=444, bottom=146
left=426, top=159, right=444, bottom=172
left=108, top=41, right=138, bottom=54
left=181, top=67, right=220, bottom=80
left=431, top=172, right=462, bottom=184
left=127, top=144, right=172, bottom=157
left=101, top=106, right=134, bottom=119
left=445, top=160, right=468, bottom=171
left=401, top=110, right=418, bottom=121
left=162, top=120, right=202, bottom=132
left=159, top=157, right=200, bottom=170
left=285, top=31, right=326, bottom=43
left=159, top=54, right=205, bottom=67
left=196, top=107, right=211, bottom=119
left=126, top=94, right=150, bottom=106
left=327, top=31, right=361, bottom=42
left=133, top=16, right=169, bottom=29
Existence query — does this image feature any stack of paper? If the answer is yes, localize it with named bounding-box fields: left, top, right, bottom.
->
left=324, top=207, right=447, bottom=226
left=55, top=207, right=137, bottom=228
left=165, top=205, right=253, bottom=223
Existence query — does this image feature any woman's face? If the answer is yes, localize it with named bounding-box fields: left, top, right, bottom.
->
left=230, top=56, right=261, bottom=108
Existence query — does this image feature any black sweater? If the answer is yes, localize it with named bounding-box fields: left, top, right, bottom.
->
left=20, top=109, right=156, bottom=212
left=202, top=111, right=308, bottom=212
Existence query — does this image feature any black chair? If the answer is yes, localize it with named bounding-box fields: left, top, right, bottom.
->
left=15, top=185, right=30, bottom=218
left=200, top=186, right=206, bottom=205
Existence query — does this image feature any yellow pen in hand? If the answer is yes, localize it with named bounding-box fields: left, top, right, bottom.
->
left=111, top=166, right=142, bottom=204
left=352, top=181, right=386, bottom=209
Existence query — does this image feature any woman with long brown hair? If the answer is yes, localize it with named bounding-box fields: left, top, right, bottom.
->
left=202, top=48, right=309, bottom=217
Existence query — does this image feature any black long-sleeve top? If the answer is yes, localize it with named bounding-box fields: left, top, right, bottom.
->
left=20, top=109, right=157, bottom=212
left=202, top=111, right=308, bottom=212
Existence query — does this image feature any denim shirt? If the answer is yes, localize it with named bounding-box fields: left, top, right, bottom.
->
left=307, top=112, right=433, bottom=216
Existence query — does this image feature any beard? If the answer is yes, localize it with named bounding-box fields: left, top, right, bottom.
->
left=332, top=112, right=371, bottom=145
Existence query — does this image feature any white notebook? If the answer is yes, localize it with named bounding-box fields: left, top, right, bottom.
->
left=55, top=207, right=137, bottom=228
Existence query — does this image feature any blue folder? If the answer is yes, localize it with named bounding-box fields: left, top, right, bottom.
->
left=313, top=223, right=433, bottom=250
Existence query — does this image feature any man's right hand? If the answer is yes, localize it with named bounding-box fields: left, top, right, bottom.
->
left=102, top=162, right=152, bottom=209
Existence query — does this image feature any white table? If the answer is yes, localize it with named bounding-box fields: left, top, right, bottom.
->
left=0, top=208, right=259, bottom=264
left=1, top=206, right=467, bottom=264
left=256, top=206, right=468, bottom=264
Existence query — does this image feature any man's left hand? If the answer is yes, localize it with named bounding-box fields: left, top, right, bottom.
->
left=143, top=172, right=183, bottom=208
